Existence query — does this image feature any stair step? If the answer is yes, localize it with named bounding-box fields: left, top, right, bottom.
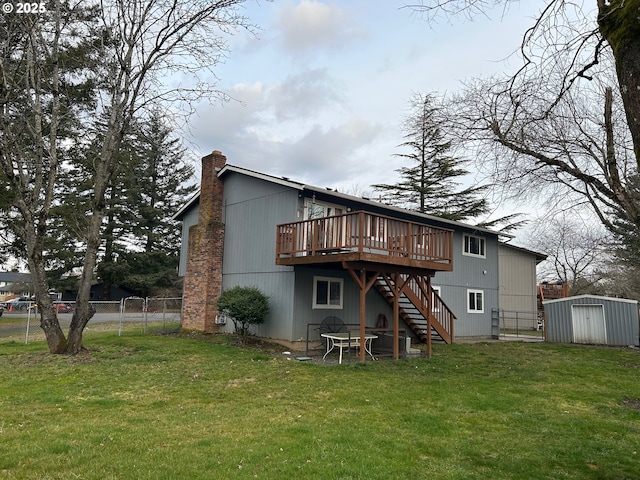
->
left=374, top=275, right=452, bottom=345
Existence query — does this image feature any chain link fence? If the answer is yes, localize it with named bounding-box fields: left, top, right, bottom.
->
left=120, top=297, right=182, bottom=335
left=0, top=297, right=182, bottom=344
left=492, top=308, right=544, bottom=340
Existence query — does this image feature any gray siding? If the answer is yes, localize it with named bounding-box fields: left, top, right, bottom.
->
left=221, top=173, right=299, bottom=275
left=176, top=166, right=516, bottom=343
left=291, top=267, right=394, bottom=342
left=544, top=295, right=639, bottom=346
left=432, top=231, right=499, bottom=337
left=498, top=244, right=538, bottom=314
left=220, top=271, right=295, bottom=341
left=219, top=173, right=299, bottom=340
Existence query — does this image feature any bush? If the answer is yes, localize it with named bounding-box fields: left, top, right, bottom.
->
left=216, top=286, right=269, bottom=342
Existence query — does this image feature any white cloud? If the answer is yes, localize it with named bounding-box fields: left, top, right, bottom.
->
left=185, top=0, right=550, bottom=232
left=275, top=0, right=365, bottom=54
left=190, top=68, right=347, bottom=146
left=281, top=117, right=383, bottom=183
left=190, top=93, right=386, bottom=188
left=268, top=69, right=345, bottom=121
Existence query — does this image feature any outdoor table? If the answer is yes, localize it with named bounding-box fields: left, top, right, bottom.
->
left=321, top=332, right=378, bottom=364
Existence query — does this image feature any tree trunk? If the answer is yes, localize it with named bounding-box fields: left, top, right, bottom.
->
left=16, top=1, right=69, bottom=354
left=66, top=208, right=102, bottom=354
left=22, top=212, right=67, bottom=352
left=598, top=0, right=640, bottom=163
left=66, top=108, right=125, bottom=354
left=31, top=260, right=67, bottom=353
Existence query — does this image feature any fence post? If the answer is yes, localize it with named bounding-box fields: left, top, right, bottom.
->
left=143, top=297, right=148, bottom=333
left=119, top=298, right=124, bottom=336
left=491, top=308, right=500, bottom=339
left=162, top=298, right=167, bottom=334
left=25, top=303, right=32, bottom=344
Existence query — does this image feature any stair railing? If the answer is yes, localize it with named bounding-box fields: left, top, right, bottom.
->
left=376, top=274, right=455, bottom=344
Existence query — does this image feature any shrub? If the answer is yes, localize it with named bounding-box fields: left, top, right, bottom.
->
left=216, top=286, right=269, bottom=342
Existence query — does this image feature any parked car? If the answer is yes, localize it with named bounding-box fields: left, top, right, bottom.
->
left=5, top=296, right=35, bottom=311
left=54, top=302, right=73, bottom=313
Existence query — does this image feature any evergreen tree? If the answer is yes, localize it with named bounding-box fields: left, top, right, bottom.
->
left=97, top=110, right=196, bottom=297
left=373, top=93, right=489, bottom=222
left=0, top=0, right=249, bottom=354
left=128, top=111, right=196, bottom=253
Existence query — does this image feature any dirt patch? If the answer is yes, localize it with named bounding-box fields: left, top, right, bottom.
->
left=621, top=398, right=640, bottom=412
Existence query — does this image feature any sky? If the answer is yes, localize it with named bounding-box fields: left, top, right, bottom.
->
left=185, top=0, right=546, bottom=231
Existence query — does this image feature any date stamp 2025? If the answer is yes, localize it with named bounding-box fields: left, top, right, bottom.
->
left=2, top=2, right=47, bottom=13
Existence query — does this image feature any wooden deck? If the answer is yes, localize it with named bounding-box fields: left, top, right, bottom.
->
left=275, top=211, right=453, bottom=272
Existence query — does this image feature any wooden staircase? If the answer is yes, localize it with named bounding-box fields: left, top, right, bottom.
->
left=374, top=274, right=455, bottom=344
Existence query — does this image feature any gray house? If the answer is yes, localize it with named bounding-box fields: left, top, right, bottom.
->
left=544, top=295, right=639, bottom=346
left=175, top=151, right=536, bottom=356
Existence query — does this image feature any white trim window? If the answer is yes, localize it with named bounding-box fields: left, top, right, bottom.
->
left=431, top=285, right=441, bottom=313
left=313, top=276, right=343, bottom=309
left=463, top=233, right=486, bottom=258
left=467, top=289, right=484, bottom=313
left=305, top=200, right=344, bottom=219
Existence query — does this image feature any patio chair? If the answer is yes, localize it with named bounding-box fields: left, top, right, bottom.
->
left=317, top=316, right=346, bottom=347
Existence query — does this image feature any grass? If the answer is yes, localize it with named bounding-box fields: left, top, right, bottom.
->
left=500, top=328, right=544, bottom=337
left=0, top=333, right=639, bottom=479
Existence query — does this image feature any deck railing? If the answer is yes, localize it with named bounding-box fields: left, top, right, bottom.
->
left=405, top=275, right=455, bottom=343
left=276, top=210, right=453, bottom=267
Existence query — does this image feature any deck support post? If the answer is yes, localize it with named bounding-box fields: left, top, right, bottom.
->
left=393, top=279, right=399, bottom=360
left=380, top=273, right=412, bottom=359
left=426, top=276, right=432, bottom=358
left=359, top=269, right=366, bottom=362
left=344, top=263, right=380, bottom=362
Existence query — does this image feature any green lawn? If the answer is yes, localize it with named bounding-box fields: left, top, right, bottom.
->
left=0, top=333, right=639, bottom=479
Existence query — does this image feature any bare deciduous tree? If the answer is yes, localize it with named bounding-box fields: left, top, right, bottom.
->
left=527, top=213, right=611, bottom=294
left=0, top=0, right=251, bottom=353
left=407, top=1, right=640, bottom=240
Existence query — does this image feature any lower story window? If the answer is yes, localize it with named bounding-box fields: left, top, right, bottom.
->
left=467, top=289, right=484, bottom=313
left=313, top=276, right=343, bottom=309
left=432, top=285, right=441, bottom=312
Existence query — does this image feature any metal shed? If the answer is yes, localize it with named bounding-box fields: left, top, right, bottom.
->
left=543, top=295, right=639, bottom=346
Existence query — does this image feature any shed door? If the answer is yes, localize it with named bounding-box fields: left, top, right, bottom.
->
left=571, top=304, right=606, bottom=344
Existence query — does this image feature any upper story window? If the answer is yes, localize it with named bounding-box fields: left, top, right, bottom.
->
left=305, top=200, right=344, bottom=219
left=313, top=276, right=343, bottom=309
left=307, top=203, right=325, bottom=219
left=463, top=233, right=486, bottom=258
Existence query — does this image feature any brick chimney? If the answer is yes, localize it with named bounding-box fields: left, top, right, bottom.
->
left=181, top=150, right=226, bottom=332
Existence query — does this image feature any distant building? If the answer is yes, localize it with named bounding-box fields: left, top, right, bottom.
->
left=0, top=272, right=32, bottom=302
left=60, top=282, right=138, bottom=302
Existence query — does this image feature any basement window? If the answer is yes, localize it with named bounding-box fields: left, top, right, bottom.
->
left=432, top=285, right=441, bottom=313
left=313, top=276, right=343, bottom=309
left=467, top=289, right=484, bottom=313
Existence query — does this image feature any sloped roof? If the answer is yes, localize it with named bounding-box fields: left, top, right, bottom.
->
left=499, top=242, right=547, bottom=263
left=543, top=294, right=638, bottom=305
left=174, top=163, right=508, bottom=237
left=0, top=272, right=31, bottom=284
